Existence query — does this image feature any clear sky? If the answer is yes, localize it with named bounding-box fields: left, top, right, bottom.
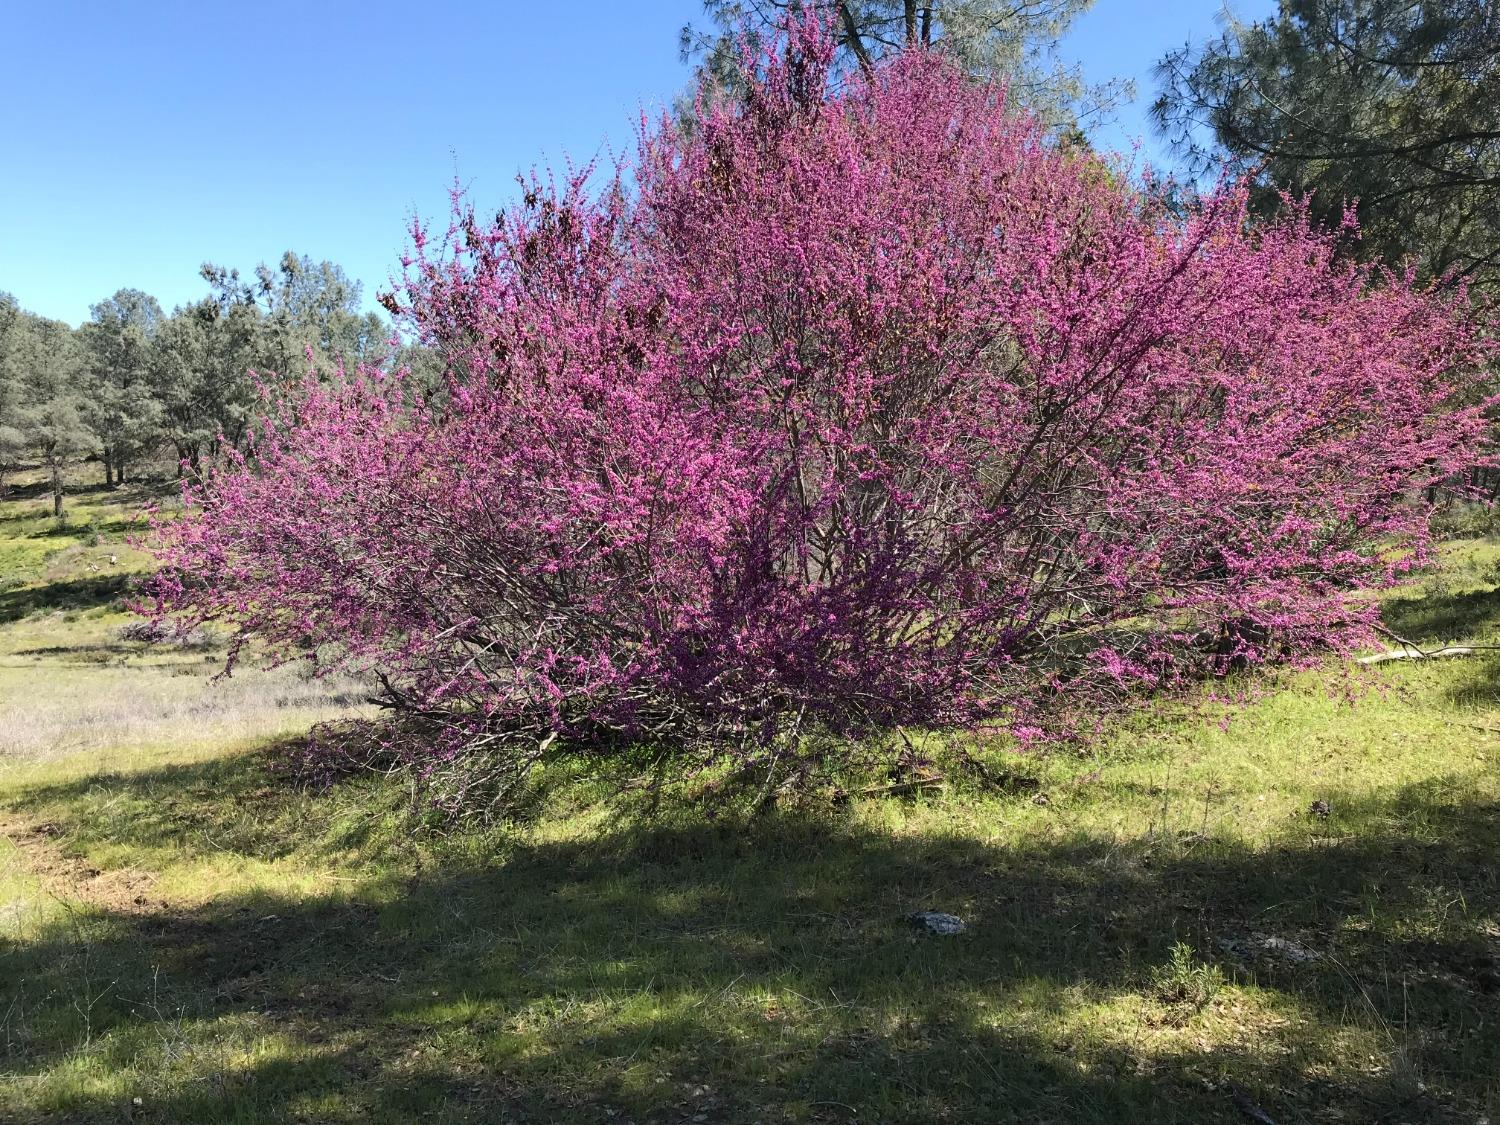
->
left=1, top=0, right=1275, bottom=327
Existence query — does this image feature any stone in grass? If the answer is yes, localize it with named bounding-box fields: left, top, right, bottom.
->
left=1216, top=932, right=1321, bottom=965
left=909, top=910, right=967, bottom=935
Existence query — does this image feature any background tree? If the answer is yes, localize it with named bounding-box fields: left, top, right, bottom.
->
left=264, top=253, right=389, bottom=372
left=0, top=310, right=95, bottom=515
left=3, top=252, right=389, bottom=489
left=681, top=0, right=1126, bottom=130
left=149, top=297, right=263, bottom=471
left=1153, top=0, right=1500, bottom=289
left=0, top=293, right=28, bottom=489
left=204, top=252, right=389, bottom=379
left=79, top=288, right=165, bottom=485
left=148, top=253, right=388, bottom=474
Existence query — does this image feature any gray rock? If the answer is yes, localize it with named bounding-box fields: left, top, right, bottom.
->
left=1216, top=932, right=1321, bottom=964
left=1255, top=934, right=1321, bottom=963
left=909, top=910, right=966, bottom=935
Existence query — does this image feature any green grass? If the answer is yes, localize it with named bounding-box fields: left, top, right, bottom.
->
left=0, top=470, right=160, bottom=591
left=2, top=473, right=1498, bottom=1123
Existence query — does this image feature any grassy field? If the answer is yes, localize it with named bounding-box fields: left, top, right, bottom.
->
left=1, top=470, right=1497, bottom=1123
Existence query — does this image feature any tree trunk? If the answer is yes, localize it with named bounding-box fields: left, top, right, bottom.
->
left=103, top=451, right=113, bottom=488
left=837, top=3, right=874, bottom=73
left=51, top=462, right=63, bottom=518
left=904, top=0, right=918, bottom=44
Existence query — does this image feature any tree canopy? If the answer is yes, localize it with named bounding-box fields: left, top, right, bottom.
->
left=1153, top=0, right=1500, bottom=289
left=0, top=250, right=395, bottom=503
left=682, top=0, right=1126, bottom=130
left=79, top=288, right=166, bottom=484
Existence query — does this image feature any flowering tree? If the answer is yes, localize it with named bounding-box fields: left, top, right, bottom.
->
left=150, top=20, right=1492, bottom=797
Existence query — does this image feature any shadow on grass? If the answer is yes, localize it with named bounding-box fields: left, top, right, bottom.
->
left=25, top=515, right=144, bottom=540
left=0, top=574, right=132, bottom=623
left=1378, top=580, right=1500, bottom=707
left=0, top=508, right=49, bottom=526
left=0, top=479, right=115, bottom=504
left=2, top=752, right=1496, bottom=1124
left=1383, top=587, right=1500, bottom=646
left=9, top=642, right=157, bottom=664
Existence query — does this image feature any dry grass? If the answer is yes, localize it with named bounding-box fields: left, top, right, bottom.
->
left=0, top=652, right=373, bottom=765
left=0, top=468, right=374, bottom=774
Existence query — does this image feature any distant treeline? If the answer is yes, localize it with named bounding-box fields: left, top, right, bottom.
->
left=0, top=253, right=437, bottom=513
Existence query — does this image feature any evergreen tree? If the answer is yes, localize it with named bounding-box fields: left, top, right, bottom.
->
left=681, top=1, right=1126, bottom=131
left=79, top=288, right=165, bottom=484
left=0, top=307, right=95, bottom=515
left=149, top=297, right=262, bottom=472
left=1153, top=0, right=1500, bottom=289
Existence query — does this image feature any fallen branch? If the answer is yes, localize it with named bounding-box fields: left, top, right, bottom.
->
left=1358, top=645, right=1477, bottom=664
left=1362, top=624, right=1500, bottom=664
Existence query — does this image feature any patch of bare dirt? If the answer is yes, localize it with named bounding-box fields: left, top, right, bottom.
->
left=0, top=816, right=165, bottom=914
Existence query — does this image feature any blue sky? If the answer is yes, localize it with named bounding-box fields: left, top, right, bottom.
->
left=1, top=1, right=1274, bottom=326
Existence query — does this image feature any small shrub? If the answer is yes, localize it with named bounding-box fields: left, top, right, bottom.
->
left=1151, top=942, right=1226, bottom=1012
